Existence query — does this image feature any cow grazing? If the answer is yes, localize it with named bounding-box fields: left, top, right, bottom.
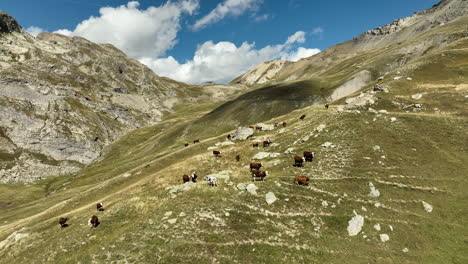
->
left=205, top=176, right=217, bottom=187
left=294, top=176, right=310, bottom=186
left=227, top=134, right=232, bottom=140
left=249, top=125, right=256, bottom=129
left=96, top=202, right=104, bottom=211
left=282, top=122, right=287, bottom=127
left=300, top=114, right=306, bottom=120
left=250, top=162, right=262, bottom=171
left=294, top=156, right=305, bottom=167
left=191, top=172, right=198, bottom=183
left=303, top=151, right=315, bottom=162
left=58, top=217, right=69, bottom=228
left=263, top=139, right=272, bottom=148
left=274, top=122, right=279, bottom=128
left=213, top=150, right=221, bottom=157
left=255, top=126, right=263, bottom=131
left=183, top=174, right=190, bottom=183
left=252, top=171, right=268, bottom=181
left=235, top=155, right=240, bottom=162
left=184, top=143, right=189, bottom=147
left=325, top=104, right=330, bottom=109
left=193, top=139, right=200, bottom=143
left=89, top=215, right=100, bottom=228
left=252, top=142, right=259, bottom=148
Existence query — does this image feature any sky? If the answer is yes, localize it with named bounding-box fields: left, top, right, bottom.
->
left=3, top=0, right=439, bottom=84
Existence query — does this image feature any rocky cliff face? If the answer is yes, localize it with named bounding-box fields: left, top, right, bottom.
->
left=0, top=12, right=187, bottom=182
left=235, top=0, right=468, bottom=86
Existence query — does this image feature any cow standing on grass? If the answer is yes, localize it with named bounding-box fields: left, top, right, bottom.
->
left=205, top=176, right=217, bottom=187
left=282, top=122, right=287, bottom=127
left=89, top=215, right=100, bottom=228
left=58, top=217, right=69, bottom=228
left=250, top=162, right=262, bottom=172
left=300, top=114, right=306, bottom=120
left=183, top=174, right=190, bottom=183
left=96, top=202, right=104, bottom=211
left=235, top=155, right=241, bottom=162
left=294, top=176, right=309, bottom=185
left=213, top=150, right=221, bottom=157
left=263, top=139, right=272, bottom=148
left=303, top=151, right=315, bottom=162
left=252, top=171, right=268, bottom=181
left=294, top=156, right=305, bottom=167
left=191, top=172, right=198, bottom=182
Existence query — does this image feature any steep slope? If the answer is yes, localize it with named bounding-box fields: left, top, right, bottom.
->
left=235, top=0, right=468, bottom=86
left=0, top=12, right=247, bottom=183
left=231, top=60, right=291, bottom=85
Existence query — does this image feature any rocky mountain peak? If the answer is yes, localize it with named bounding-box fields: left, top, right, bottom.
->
left=0, top=11, right=21, bottom=34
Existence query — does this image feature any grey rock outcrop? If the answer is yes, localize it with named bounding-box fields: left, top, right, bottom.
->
left=230, top=127, right=254, bottom=140
left=0, top=11, right=21, bottom=34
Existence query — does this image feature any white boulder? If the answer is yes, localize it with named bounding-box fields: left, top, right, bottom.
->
left=347, top=211, right=364, bottom=236
left=246, top=184, right=258, bottom=195
left=422, top=201, right=433, bottom=213
left=230, top=127, right=254, bottom=140
left=368, top=182, right=381, bottom=198
left=265, top=192, right=277, bottom=205
left=380, top=234, right=390, bottom=242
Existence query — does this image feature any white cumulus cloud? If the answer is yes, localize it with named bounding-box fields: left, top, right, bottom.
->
left=26, top=26, right=45, bottom=37
left=54, top=0, right=199, bottom=58
left=281, top=47, right=320, bottom=62
left=192, top=0, right=263, bottom=31
left=142, top=31, right=320, bottom=84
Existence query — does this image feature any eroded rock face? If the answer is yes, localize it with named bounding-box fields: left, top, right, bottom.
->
left=0, top=11, right=21, bottom=34
left=230, top=127, right=254, bottom=140
left=0, top=12, right=187, bottom=182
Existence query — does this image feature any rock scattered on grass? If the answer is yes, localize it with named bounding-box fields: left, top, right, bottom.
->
left=167, top=218, right=177, bottom=224
left=373, top=224, right=381, bottom=231
left=246, top=184, right=258, bottom=195
left=368, top=182, right=381, bottom=198
left=265, top=192, right=277, bottom=205
left=402, top=248, right=409, bottom=253
left=422, top=201, right=433, bottom=213
left=380, top=234, right=390, bottom=242
left=411, top=94, right=423, bottom=100
left=321, top=142, right=333, bottom=148
left=347, top=210, right=364, bottom=236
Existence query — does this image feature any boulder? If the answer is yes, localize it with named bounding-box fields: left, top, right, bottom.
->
left=246, top=184, right=258, bottom=195
left=166, top=182, right=195, bottom=194
left=380, top=234, right=390, bottom=242
left=373, top=84, right=389, bottom=93
left=321, top=142, right=333, bottom=148
left=284, top=148, right=295, bottom=154
left=206, top=170, right=232, bottom=180
left=253, top=152, right=273, bottom=160
left=347, top=211, right=364, bottom=236
left=411, top=94, right=423, bottom=100
left=256, top=123, right=274, bottom=131
left=236, top=183, right=246, bottom=190
left=422, top=201, right=433, bottom=213
left=265, top=192, right=277, bottom=205
left=230, top=127, right=254, bottom=140
left=368, top=182, right=381, bottom=198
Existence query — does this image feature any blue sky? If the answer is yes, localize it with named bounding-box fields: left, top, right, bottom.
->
left=4, top=0, right=439, bottom=84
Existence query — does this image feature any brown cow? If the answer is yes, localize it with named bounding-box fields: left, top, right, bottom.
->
left=303, top=151, right=315, bottom=162
left=183, top=174, right=190, bottom=183
left=263, top=139, right=272, bottom=148
left=227, top=134, right=232, bottom=140
left=300, top=114, right=306, bottom=120
left=325, top=104, right=329, bottom=109
left=213, top=150, right=221, bottom=157
left=193, top=139, right=200, bottom=143
left=252, top=142, right=259, bottom=148
left=294, top=176, right=309, bottom=186
left=294, top=156, right=305, bottom=167
left=249, top=125, right=256, bottom=129
left=184, top=143, right=189, bottom=147
left=89, top=215, right=100, bottom=228
left=58, top=217, right=69, bottom=228
left=96, top=202, right=104, bottom=211
left=282, top=122, right=287, bottom=127
left=250, top=162, right=262, bottom=171
left=235, top=155, right=240, bottom=162
left=252, top=171, right=268, bottom=181
left=255, top=126, right=263, bottom=131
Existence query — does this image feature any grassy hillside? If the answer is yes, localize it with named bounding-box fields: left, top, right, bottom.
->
left=0, top=33, right=467, bottom=263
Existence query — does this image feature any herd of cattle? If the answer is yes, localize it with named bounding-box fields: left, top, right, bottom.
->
left=58, top=112, right=320, bottom=229
left=182, top=113, right=317, bottom=188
